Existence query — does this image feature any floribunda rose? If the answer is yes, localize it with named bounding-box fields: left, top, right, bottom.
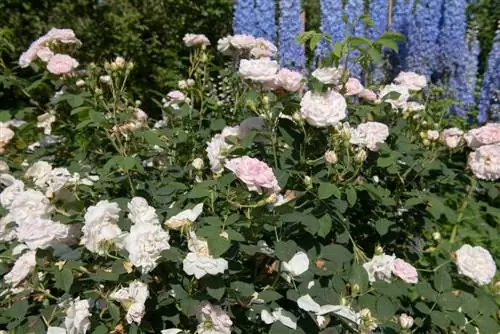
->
left=124, top=222, right=170, bottom=274
left=196, top=301, right=233, bottom=334
left=46, top=54, right=79, bottom=75
left=183, top=252, right=228, bottom=279
left=250, top=38, right=278, bottom=58
left=468, top=143, right=500, bottom=181
left=378, top=84, right=410, bottom=109
left=0, top=179, right=24, bottom=209
left=392, top=259, right=418, bottom=283
left=225, top=156, right=281, bottom=194
left=363, top=254, right=396, bottom=282
left=344, top=77, right=364, bottom=96
left=275, top=68, right=304, bottom=92
left=4, top=250, right=36, bottom=287
left=206, top=133, right=232, bottom=173
left=25, top=161, right=52, bottom=189
left=464, top=123, right=500, bottom=148
left=358, top=88, right=377, bottom=102
left=229, top=34, right=257, bottom=50
left=349, top=122, right=389, bottom=151
left=64, top=298, right=91, bottom=334
left=239, top=58, right=279, bottom=83
left=36, top=46, right=54, bottom=62
left=183, top=33, right=210, bottom=47
left=393, top=71, right=427, bottom=91
left=312, top=67, right=345, bottom=85
left=441, top=128, right=464, bottom=149
left=46, top=28, right=81, bottom=45
left=110, top=281, right=149, bottom=324
left=128, top=197, right=159, bottom=225
left=455, top=244, right=496, bottom=285
left=16, top=217, right=72, bottom=250
left=9, top=189, right=53, bottom=220
left=300, top=89, right=347, bottom=127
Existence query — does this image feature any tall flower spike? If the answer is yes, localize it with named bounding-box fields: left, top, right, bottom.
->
left=315, top=0, right=344, bottom=61
left=255, top=0, right=276, bottom=42
left=279, top=0, right=306, bottom=70
left=345, top=0, right=364, bottom=78
left=233, top=0, right=257, bottom=36
left=389, top=0, right=413, bottom=76
left=478, top=24, right=500, bottom=123
left=405, top=0, right=444, bottom=77
left=367, top=0, right=388, bottom=83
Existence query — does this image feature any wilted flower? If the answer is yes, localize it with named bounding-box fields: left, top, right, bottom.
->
left=37, top=111, right=56, bottom=135
left=455, top=244, right=496, bottom=285
left=300, top=89, right=347, bottom=127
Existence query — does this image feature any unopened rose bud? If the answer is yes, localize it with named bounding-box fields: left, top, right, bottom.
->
left=341, top=124, right=351, bottom=140
left=419, top=131, right=427, bottom=139
left=219, top=231, right=229, bottom=239
left=304, top=175, right=313, bottom=189
left=262, top=96, right=270, bottom=108
left=324, top=150, right=338, bottom=164
left=95, top=88, right=102, bottom=95
left=200, top=53, right=208, bottom=62
left=114, top=56, right=126, bottom=68
left=100, top=75, right=111, bottom=84
left=75, top=79, right=85, bottom=87
left=292, top=112, right=302, bottom=123
left=266, top=193, right=278, bottom=204
left=354, top=149, right=367, bottom=163
left=399, top=313, right=414, bottom=329
left=422, top=120, right=428, bottom=126
left=178, top=80, right=188, bottom=89
left=427, top=130, right=439, bottom=141
left=375, top=245, right=384, bottom=255
left=351, top=283, right=360, bottom=294
left=187, top=79, right=195, bottom=86
left=192, top=158, right=204, bottom=170
left=432, top=232, right=441, bottom=240
left=127, top=61, right=135, bottom=70
left=246, top=100, right=257, bottom=112
left=422, top=139, right=431, bottom=146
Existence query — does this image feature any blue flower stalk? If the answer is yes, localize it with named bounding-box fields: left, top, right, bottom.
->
left=478, top=26, right=500, bottom=123
left=389, top=0, right=413, bottom=75
left=315, top=0, right=345, bottom=60
left=279, top=0, right=305, bottom=70
left=367, top=0, right=388, bottom=83
left=234, top=0, right=258, bottom=36
left=437, top=0, right=467, bottom=76
left=405, top=0, right=444, bottom=77
left=345, top=0, right=364, bottom=78
left=255, top=0, right=277, bottom=42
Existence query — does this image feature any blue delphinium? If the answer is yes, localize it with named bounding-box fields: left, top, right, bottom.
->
left=367, top=0, right=388, bottom=83
left=315, top=0, right=344, bottom=60
left=436, top=0, right=467, bottom=76
left=233, top=0, right=257, bottom=36
left=279, top=0, right=305, bottom=70
left=389, top=0, right=413, bottom=76
left=405, top=0, right=444, bottom=77
left=478, top=26, right=500, bottom=123
left=345, top=0, right=364, bottom=78
left=255, top=0, right=276, bottom=41
left=448, top=29, right=480, bottom=118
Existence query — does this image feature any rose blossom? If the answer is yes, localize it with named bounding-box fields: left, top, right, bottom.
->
left=300, top=89, right=347, bottom=127
left=393, top=71, right=427, bottom=91
left=196, top=301, right=232, bottom=334
left=127, top=197, right=159, bottom=225
left=167, top=90, right=186, bottom=101
left=363, top=254, right=396, bottom=282
left=36, top=46, right=54, bottom=62
left=110, top=281, right=149, bottom=324
left=183, top=33, right=210, bottom=47
left=46, top=54, right=79, bottom=75
left=46, top=28, right=81, bottom=45
left=0, top=123, right=14, bottom=151
left=427, top=130, right=440, bottom=141
left=312, top=67, right=345, bottom=85
left=225, top=156, right=280, bottom=194
left=4, top=250, right=36, bottom=287
left=217, top=36, right=232, bottom=54
left=349, top=122, right=390, bottom=151
left=64, top=297, right=91, bottom=334
left=239, top=58, right=279, bottom=83
left=358, top=88, right=378, bottom=102
left=378, top=84, right=410, bottom=109
left=324, top=150, right=338, bottom=164
left=250, top=38, right=278, bottom=58
left=399, top=313, right=414, bottom=329
left=455, top=244, right=496, bottom=285
left=9, top=189, right=53, bottom=220
left=0, top=179, right=24, bottom=209
left=274, top=68, right=304, bottom=92
left=16, top=217, right=72, bottom=250
left=392, top=259, right=418, bottom=283
left=183, top=230, right=228, bottom=278
left=206, top=133, right=232, bottom=173
left=464, top=123, right=500, bottom=148
left=229, top=34, right=257, bottom=50
left=403, top=101, right=425, bottom=113
left=37, top=111, right=56, bottom=135
left=344, top=77, right=364, bottom=96
left=164, top=203, right=203, bottom=230
left=468, top=143, right=500, bottom=181
left=0, top=160, right=8, bottom=172
left=441, top=128, right=464, bottom=149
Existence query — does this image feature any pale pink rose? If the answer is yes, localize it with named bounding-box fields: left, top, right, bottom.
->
left=46, top=54, right=79, bottom=75
left=46, top=28, right=81, bottom=45
left=250, top=38, right=278, bottom=58
left=393, top=71, right=427, bottom=91
left=358, top=89, right=377, bottom=102
left=441, top=128, right=464, bottom=149
left=344, top=77, right=364, bottom=96
left=392, top=259, right=418, bottom=283
left=468, top=143, right=500, bottom=181
left=18, top=35, right=50, bottom=67
left=275, top=69, right=304, bottom=92
left=229, top=34, right=257, bottom=50
left=197, top=301, right=232, bottom=334
left=183, top=33, right=211, bottom=47
left=225, top=156, right=280, bottom=194
left=167, top=90, right=186, bottom=101
left=36, top=47, right=54, bottom=62
left=464, top=123, right=500, bottom=149
left=427, top=130, right=440, bottom=141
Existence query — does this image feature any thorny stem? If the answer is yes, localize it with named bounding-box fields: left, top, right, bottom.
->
left=449, top=178, right=477, bottom=243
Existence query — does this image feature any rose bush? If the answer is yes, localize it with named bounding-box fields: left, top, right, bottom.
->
left=0, top=26, right=498, bottom=334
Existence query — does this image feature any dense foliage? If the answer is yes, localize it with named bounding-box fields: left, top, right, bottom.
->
left=0, top=23, right=498, bottom=334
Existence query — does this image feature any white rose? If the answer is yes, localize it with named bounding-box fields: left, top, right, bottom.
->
left=349, top=122, right=390, bottom=151
left=312, top=67, right=345, bottom=85
left=455, top=244, right=496, bottom=285
left=363, top=253, right=396, bottom=282
left=127, top=197, right=159, bottom=225
left=126, top=302, right=146, bottom=324
left=4, top=250, right=36, bottom=287
left=124, top=222, right=170, bottom=274
left=300, top=89, right=347, bottom=127
left=183, top=33, right=210, bottom=47
left=36, top=112, right=56, bottom=135
left=9, top=189, right=53, bottom=220
left=440, top=128, right=464, bottom=149
left=197, top=301, right=233, bottom=334
left=378, top=84, right=410, bottom=109
left=0, top=179, right=24, bottom=209
left=64, top=298, right=91, bottom=334
left=399, top=313, right=414, bottom=329
left=217, top=36, right=232, bottom=54
left=393, top=71, right=427, bottom=91
left=25, top=161, right=52, bottom=189
left=183, top=252, right=228, bottom=279
left=427, top=130, right=440, bottom=141
left=0, top=160, right=8, bottom=172
left=192, top=158, right=205, bottom=170
left=206, top=134, right=232, bottom=173
left=47, top=167, right=73, bottom=195
left=229, top=34, right=257, bottom=50
left=165, top=203, right=204, bottom=230
left=468, top=143, right=500, bottom=181
left=343, top=77, right=364, bottom=96
left=275, top=68, right=304, bottom=92
left=0, top=214, right=17, bottom=242
left=403, top=101, right=425, bottom=113
left=0, top=124, right=14, bottom=150
left=239, top=58, right=279, bottom=83
left=16, top=217, right=72, bottom=250
left=281, top=252, right=309, bottom=282
left=47, top=327, right=66, bottom=334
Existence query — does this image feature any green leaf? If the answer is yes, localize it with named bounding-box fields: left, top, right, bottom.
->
left=108, top=302, right=121, bottom=324
left=434, top=268, right=452, bottom=292
left=3, top=300, right=28, bottom=319
left=321, top=244, right=352, bottom=263
left=188, top=184, right=211, bottom=198
left=92, top=325, right=109, bottom=334
left=375, top=38, right=399, bottom=52
left=376, top=296, right=396, bottom=318
left=317, top=214, right=332, bottom=238
left=318, top=182, right=341, bottom=199
left=475, top=315, right=500, bottom=333
left=230, top=281, right=254, bottom=297
left=346, top=187, right=357, bottom=207
left=258, top=290, right=283, bottom=302
left=415, top=302, right=431, bottom=314
left=206, top=235, right=230, bottom=257
left=416, top=282, right=437, bottom=302
left=274, top=240, right=297, bottom=261
left=431, top=311, right=451, bottom=328
left=54, top=268, right=73, bottom=292
left=350, top=264, right=369, bottom=291
left=210, top=119, right=226, bottom=131
left=375, top=219, right=394, bottom=236
left=204, top=277, right=226, bottom=300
